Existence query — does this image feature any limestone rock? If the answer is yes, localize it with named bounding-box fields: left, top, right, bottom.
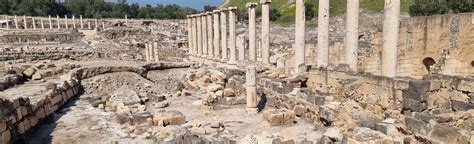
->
left=191, top=127, right=206, bottom=135
left=206, top=83, right=223, bottom=92
left=23, top=67, right=37, bottom=78
left=323, top=127, right=343, bottom=141
left=32, top=73, right=42, bottom=80
left=152, top=111, right=186, bottom=126
left=263, top=109, right=295, bottom=125
left=210, top=121, right=222, bottom=128
left=109, top=88, right=141, bottom=106
left=223, top=88, right=236, bottom=97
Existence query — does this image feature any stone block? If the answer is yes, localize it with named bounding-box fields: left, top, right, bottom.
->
left=0, top=122, right=5, bottom=132
left=1, top=130, right=11, bottom=144
left=402, top=98, right=427, bottom=112
left=36, top=108, right=47, bottom=119
left=375, top=123, right=397, bottom=135
left=402, top=90, right=427, bottom=102
left=469, top=93, right=474, bottom=103
left=451, top=100, right=474, bottom=111
left=263, top=109, right=295, bottom=125
left=429, top=81, right=442, bottom=91
left=405, top=116, right=430, bottom=136
left=394, top=80, right=409, bottom=90
left=29, top=115, right=38, bottom=127
left=319, top=106, right=334, bottom=124
left=429, top=123, right=470, bottom=143
left=293, top=105, right=305, bottom=117
left=414, top=112, right=453, bottom=123
left=17, top=120, right=26, bottom=134
left=408, top=80, right=431, bottom=93
left=457, top=80, right=474, bottom=92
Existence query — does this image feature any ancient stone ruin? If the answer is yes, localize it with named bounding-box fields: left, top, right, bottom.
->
left=0, top=0, right=473, bottom=143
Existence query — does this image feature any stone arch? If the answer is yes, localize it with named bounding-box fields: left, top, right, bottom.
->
left=422, top=57, right=436, bottom=73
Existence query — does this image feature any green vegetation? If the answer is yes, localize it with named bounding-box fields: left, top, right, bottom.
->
left=0, top=0, right=198, bottom=19
left=409, top=0, right=474, bottom=16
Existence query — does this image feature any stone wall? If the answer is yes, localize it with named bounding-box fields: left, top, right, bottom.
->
left=0, top=29, right=81, bottom=44
left=0, top=62, right=190, bottom=143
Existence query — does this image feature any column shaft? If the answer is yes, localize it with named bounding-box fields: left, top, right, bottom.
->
left=154, top=41, right=159, bottom=62
left=41, top=19, right=44, bottom=29
left=57, top=15, right=60, bottom=29
left=346, top=0, right=360, bottom=70
left=381, top=0, right=400, bottom=77
left=23, top=16, right=27, bottom=29
left=207, top=13, right=214, bottom=58
left=72, top=15, right=76, bottom=28
left=213, top=11, right=221, bottom=59
left=246, top=66, right=258, bottom=108
left=221, top=9, right=228, bottom=60
left=187, top=17, right=193, bottom=54
left=261, top=1, right=271, bottom=64
left=202, top=15, right=208, bottom=57
left=317, top=0, right=330, bottom=68
left=5, top=16, right=8, bottom=29
left=192, top=17, right=198, bottom=55
left=145, top=43, right=150, bottom=62
left=32, top=18, right=36, bottom=29
left=228, top=7, right=238, bottom=63
left=14, top=16, right=18, bottom=29
left=197, top=15, right=203, bottom=56
left=80, top=15, right=83, bottom=29
left=65, top=15, right=68, bottom=29
left=247, top=3, right=258, bottom=62
left=49, top=15, right=53, bottom=29
left=238, top=35, right=245, bottom=61
left=295, top=0, right=306, bottom=73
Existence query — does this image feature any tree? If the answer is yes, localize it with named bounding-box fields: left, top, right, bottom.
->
left=203, top=5, right=217, bottom=12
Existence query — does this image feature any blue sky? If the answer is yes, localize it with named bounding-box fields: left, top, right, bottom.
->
left=126, top=0, right=224, bottom=10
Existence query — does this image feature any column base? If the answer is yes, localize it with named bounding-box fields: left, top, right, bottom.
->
left=227, top=60, right=237, bottom=65
left=246, top=107, right=259, bottom=114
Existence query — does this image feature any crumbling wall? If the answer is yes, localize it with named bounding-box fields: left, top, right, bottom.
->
left=0, top=29, right=82, bottom=44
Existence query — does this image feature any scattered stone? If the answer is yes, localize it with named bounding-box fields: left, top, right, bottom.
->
left=323, top=127, right=343, bottom=141
left=223, top=88, right=235, bottom=97
left=263, top=109, right=295, bottom=126
left=109, top=88, right=141, bottom=105
left=206, top=84, right=223, bottom=92
left=23, top=67, right=37, bottom=78
left=210, top=121, right=222, bottom=129
left=191, top=127, right=206, bottom=135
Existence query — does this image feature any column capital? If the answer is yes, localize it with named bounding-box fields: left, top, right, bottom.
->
left=206, top=12, right=213, bottom=15
left=246, top=2, right=258, bottom=8
left=213, top=10, right=221, bottom=13
left=219, top=8, right=228, bottom=12
left=228, top=7, right=238, bottom=11
left=260, top=0, right=272, bottom=4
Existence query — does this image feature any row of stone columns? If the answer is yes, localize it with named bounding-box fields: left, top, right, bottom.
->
left=186, top=7, right=238, bottom=64
left=2, top=15, right=110, bottom=30
left=145, top=41, right=160, bottom=62
left=293, top=0, right=400, bottom=77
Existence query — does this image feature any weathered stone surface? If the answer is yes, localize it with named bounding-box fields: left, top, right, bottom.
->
left=408, top=80, right=430, bottom=93
left=1, top=130, right=11, bottom=144
left=451, top=100, right=474, bottom=111
left=457, top=80, right=474, bottom=92
left=191, top=127, right=206, bottom=135
left=263, top=109, right=295, bottom=125
left=414, top=112, right=453, bottom=123
left=153, top=111, right=186, bottom=126
left=402, top=98, right=427, bottom=112
left=405, top=116, right=431, bottom=136
left=223, top=88, right=235, bottom=97
left=109, top=88, right=141, bottom=105
left=206, top=84, right=223, bottom=92
left=323, top=127, right=343, bottom=141
left=374, top=123, right=397, bottom=135
left=23, top=67, right=37, bottom=78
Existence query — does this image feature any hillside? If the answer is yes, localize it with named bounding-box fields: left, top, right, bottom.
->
left=221, top=0, right=412, bottom=26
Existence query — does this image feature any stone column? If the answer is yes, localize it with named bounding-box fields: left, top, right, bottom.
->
left=95, top=19, right=98, bottom=30
left=187, top=16, right=193, bottom=54
left=382, top=0, right=400, bottom=77
left=247, top=3, right=258, bottom=62
left=228, top=7, right=238, bottom=64
left=41, top=19, right=44, bottom=29
left=317, top=0, right=330, bottom=68
left=14, top=15, right=18, bottom=29
left=220, top=8, right=228, bottom=61
left=238, top=35, right=245, bottom=61
left=197, top=14, right=203, bottom=56
left=149, top=42, right=155, bottom=61
left=145, top=42, right=150, bottom=62
left=65, top=15, right=68, bottom=29
left=80, top=15, right=84, bottom=29
left=32, top=18, right=36, bottom=29
left=192, top=16, right=198, bottom=55
left=88, top=20, right=91, bottom=29
left=5, top=16, right=8, bottom=29
left=72, top=15, right=76, bottom=28
left=207, top=12, right=214, bottom=59
left=246, top=66, right=258, bottom=113
left=213, top=10, right=221, bottom=60
left=295, top=0, right=306, bottom=73
left=202, top=14, right=208, bottom=58
left=49, top=15, right=53, bottom=29
left=154, top=41, right=159, bottom=62
left=23, top=15, right=27, bottom=29
left=125, top=15, right=128, bottom=26
left=345, top=0, right=359, bottom=70
left=102, top=21, right=105, bottom=29
left=261, top=0, right=271, bottom=64
left=57, top=15, right=60, bottom=29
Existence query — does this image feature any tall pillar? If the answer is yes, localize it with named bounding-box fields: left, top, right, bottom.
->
left=154, top=41, right=159, bottom=62
left=149, top=42, right=155, bottom=61
left=197, top=14, right=203, bottom=56
left=346, top=0, right=360, bottom=70
left=95, top=19, right=98, bottom=30
left=145, top=42, right=150, bottom=62
left=213, top=10, right=221, bottom=60
left=32, top=18, right=36, bottom=29
left=187, top=16, right=193, bottom=54
left=228, top=7, right=238, bottom=64
left=41, top=19, right=44, bottom=29
left=207, top=12, right=214, bottom=59
left=65, top=15, right=68, bottom=29
left=14, top=15, right=18, bottom=29
left=261, top=0, right=271, bottom=64
left=57, top=15, right=60, bottom=29
left=88, top=20, right=91, bottom=29
left=202, top=14, right=208, bottom=58
left=317, top=0, right=330, bottom=68
left=220, top=8, right=228, bottom=60
left=49, top=15, right=53, bottom=29
left=125, top=15, right=128, bottom=26
left=295, top=0, right=306, bottom=73
left=192, top=16, right=198, bottom=55
left=247, top=3, right=258, bottom=62
left=246, top=66, right=258, bottom=113
left=72, top=15, right=76, bottom=28
left=102, top=21, right=105, bottom=29
left=382, top=0, right=400, bottom=77
left=5, top=16, right=8, bottom=29
left=80, top=15, right=84, bottom=29
left=23, top=15, right=27, bottom=29
left=238, top=35, right=246, bottom=61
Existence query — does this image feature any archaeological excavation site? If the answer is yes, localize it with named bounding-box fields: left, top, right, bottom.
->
left=0, top=0, right=473, bottom=143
